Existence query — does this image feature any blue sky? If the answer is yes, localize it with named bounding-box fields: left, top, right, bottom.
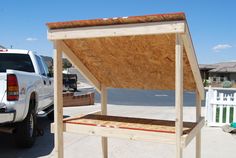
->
left=1, top=0, right=235, bottom=64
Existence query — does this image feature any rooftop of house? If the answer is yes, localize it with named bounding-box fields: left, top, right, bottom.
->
left=200, top=62, right=236, bottom=73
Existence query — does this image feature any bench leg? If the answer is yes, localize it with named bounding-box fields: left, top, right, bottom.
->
left=196, top=132, right=201, bottom=158
left=102, top=137, right=108, bottom=158
left=101, top=85, right=108, bottom=158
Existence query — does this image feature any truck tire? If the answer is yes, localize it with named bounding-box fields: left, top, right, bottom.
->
left=15, top=101, right=37, bottom=148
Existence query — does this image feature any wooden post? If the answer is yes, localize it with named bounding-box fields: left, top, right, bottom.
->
left=101, top=85, right=108, bottom=158
left=175, top=33, right=183, bottom=158
left=196, top=91, right=201, bottom=158
left=54, top=41, right=64, bottom=158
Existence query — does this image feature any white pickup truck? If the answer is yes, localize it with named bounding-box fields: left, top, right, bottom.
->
left=0, top=48, right=54, bottom=148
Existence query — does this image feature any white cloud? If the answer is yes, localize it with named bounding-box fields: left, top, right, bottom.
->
left=212, top=44, right=232, bottom=52
left=26, top=37, right=38, bottom=41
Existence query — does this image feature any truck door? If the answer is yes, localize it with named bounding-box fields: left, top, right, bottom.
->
left=35, top=55, right=50, bottom=111
left=40, top=56, right=53, bottom=106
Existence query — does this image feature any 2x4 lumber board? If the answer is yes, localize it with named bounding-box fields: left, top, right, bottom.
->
left=196, top=90, right=202, bottom=158
left=53, top=41, right=64, bottom=158
left=51, top=114, right=199, bottom=148
left=59, top=40, right=101, bottom=93
left=62, top=123, right=177, bottom=144
left=48, top=21, right=186, bottom=40
left=51, top=110, right=102, bottom=133
left=196, top=90, right=202, bottom=121
left=63, top=111, right=102, bottom=122
left=175, top=33, right=183, bottom=158
left=181, top=24, right=204, bottom=100
left=182, top=117, right=204, bottom=148
left=101, top=85, right=108, bottom=158
left=101, top=85, right=107, bottom=115
left=63, top=114, right=196, bottom=133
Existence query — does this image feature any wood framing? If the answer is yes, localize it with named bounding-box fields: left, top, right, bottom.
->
left=101, top=85, right=108, bottom=158
left=50, top=115, right=204, bottom=148
left=53, top=41, right=64, bottom=158
left=181, top=24, right=204, bottom=99
left=195, top=90, right=202, bottom=158
left=47, top=12, right=204, bottom=158
left=175, top=34, right=184, bottom=158
left=181, top=117, right=204, bottom=147
left=48, top=21, right=185, bottom=40
left=55, top=120, right=177, bottom=144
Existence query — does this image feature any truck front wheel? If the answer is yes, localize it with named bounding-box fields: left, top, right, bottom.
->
left=15, top=103, right=37, bottom=148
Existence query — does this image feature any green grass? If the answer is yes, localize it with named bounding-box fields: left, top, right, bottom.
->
left=216, top=107, right=234, bottom=123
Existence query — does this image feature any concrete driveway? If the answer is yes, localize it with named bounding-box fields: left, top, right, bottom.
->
left=0, top=90, right=236, bottom=158
left=1, top=104, right=236, bottom=158
left=0, top=117, right=54, bottom=158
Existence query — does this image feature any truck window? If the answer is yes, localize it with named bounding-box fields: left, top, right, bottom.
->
left=35, top=55, right=46, bottom=76
left=40, top=56, right=50, bottom=77
left=0, top=53, right=35, bottom=72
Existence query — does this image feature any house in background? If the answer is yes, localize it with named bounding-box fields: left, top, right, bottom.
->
left=200, top=62, right=236, bottom=87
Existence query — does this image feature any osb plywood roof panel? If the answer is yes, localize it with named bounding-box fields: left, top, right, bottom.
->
left=47, top=12, right=185, bottom=30
left=63, top=34, right=196, bottom=90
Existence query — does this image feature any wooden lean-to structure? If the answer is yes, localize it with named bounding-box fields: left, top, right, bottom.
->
left=47, top=12, right=205, bottom=158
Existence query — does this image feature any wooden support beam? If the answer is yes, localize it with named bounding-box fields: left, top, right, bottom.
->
left=48, top=21, right=185, bottom=40
left=58, top=40, right=101, bottom=93
left=181, top=24, right=204, bottom=100
left=175, top=33, right=183, bottom=158
left=52, top=123, right=178, bottom=144
left=101, top=85, right=108, bottom=158
left=53, top=41, right=64, bottom=158
left=181, top=117, right=204, bottom=147
left=196, top=90, right=202, bottom=158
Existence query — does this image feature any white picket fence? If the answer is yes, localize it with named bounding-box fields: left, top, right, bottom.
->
left=205, top=87, right=236, bottom=126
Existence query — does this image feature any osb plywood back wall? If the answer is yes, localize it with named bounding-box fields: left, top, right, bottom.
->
left=64, top=34, right=196, bottom=90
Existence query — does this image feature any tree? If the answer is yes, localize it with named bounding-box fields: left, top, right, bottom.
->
left=63, top=58, right=72, bottom=70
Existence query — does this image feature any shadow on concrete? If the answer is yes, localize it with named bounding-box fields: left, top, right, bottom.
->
left=0, top=117, right=54, bottom=158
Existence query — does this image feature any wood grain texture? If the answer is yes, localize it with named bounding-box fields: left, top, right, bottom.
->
left=63, top=92, right=95, bottom=107
left=47, top=12, right=185, bottom=30
left=63, top=34, right=195, bottom=90
left=175, top=33, right=183, bottom=158
left=53, top=41, right=64, bottom=158
left=64, top=114, right=196, bottom=135
left=101, top=85, right=108, bottom=158
left=195, top=91, right=202, bottom=158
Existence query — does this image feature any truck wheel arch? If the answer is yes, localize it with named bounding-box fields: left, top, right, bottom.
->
left=22, top=91, right=38, bottom=120
left=29, top=92, right=38, bottom=111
